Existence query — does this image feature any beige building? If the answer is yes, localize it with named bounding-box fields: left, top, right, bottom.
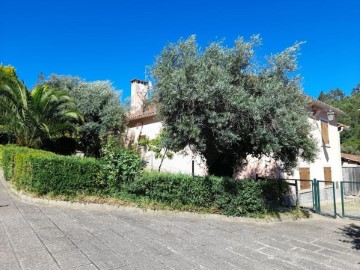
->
left=127, top=79, right=345, bottom=191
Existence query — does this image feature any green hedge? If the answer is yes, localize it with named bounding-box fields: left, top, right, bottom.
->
left=126, top=172, right=214, bottom=207
left=29, top=155, right=103, bottom=195
left=126, top=172, right=289, bottom=216
left=0, top=145, right=3, bottom=167
left=2, top=145, right=53, bottom=183
left=0, top=145, right=290, bottom=217
left=1, top=145, right=102, bottom=196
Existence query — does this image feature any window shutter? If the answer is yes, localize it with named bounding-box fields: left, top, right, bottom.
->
left=321, top=121, right=329, bottom=145
left=324, top=167, right=332, bottom=186
left=299, top=168, right=311, bottom=190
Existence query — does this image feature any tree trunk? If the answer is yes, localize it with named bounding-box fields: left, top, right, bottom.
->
left=158, top=148, right=168, bottom=172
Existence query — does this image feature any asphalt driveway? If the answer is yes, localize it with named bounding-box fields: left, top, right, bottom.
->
left=0, top=179, right=359, bottom=270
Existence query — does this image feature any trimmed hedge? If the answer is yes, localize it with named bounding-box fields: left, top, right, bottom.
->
left=2, top=145, right=53, bottom=183
left=126, top=172, right=289, bottom=216
left=29, top=155, right=103, bottom=195
left=0, top=145, right=3, bottom=166
left=1, top=145, right=102, bottom=196
left=0, top=145, right=290, bottom=217
left=126, top=172, right=214, bottom=207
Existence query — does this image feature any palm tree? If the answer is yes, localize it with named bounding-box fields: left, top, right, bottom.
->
left=0, top=66, right=82, bottom=148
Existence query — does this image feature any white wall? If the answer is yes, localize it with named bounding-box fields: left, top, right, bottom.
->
left=127, top=120, right=207, bottom=176
left=289, top=112, right=342, bottom=182
left=130, top=80, right=148, bottom=114
left=235, top=112, right=343, bottom=189
left=127, top=111, right=343, bottom=183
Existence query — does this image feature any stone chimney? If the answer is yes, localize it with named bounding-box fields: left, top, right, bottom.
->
left=130, top=79, right=149, bottom=114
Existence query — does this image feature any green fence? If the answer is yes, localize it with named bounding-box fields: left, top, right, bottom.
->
left=341, top=181, right=360, bottom=219
left=253, top=176, right=359, bottom=219
left=271, top=178, right=337, bottom=218
left=283, top=179, right=337, bottom=218
left=314, top=180, right=337, bottom=218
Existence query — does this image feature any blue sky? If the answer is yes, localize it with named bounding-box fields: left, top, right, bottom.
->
left=1, top=0, right=359, bottom=101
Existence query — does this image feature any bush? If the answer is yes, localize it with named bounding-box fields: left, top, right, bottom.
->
left=126, top=172, right=213, bottom=208
left=29, top=155, right=103, bottom=195
left=1, top=145, right=290, bottom=217
left=2, top=145, right=53, bottom=182
left=126, top=172, right=288, bottom=216
left=210, top=176, right=264, bottom=216
left=100, top=138, right=146, bottom=192
left=0, top=145, right=3, bottom=167
left=1, top=145, right=102, bottom=196
left=259, top=179, right=290, bottom=206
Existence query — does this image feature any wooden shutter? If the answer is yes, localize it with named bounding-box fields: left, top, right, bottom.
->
left=321, top=121, right=329, bottom=145
left=299, top=168, right=310, bottom=190
left=324, top=167, right=332, bottom=186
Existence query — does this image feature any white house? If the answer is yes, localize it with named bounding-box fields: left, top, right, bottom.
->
left=127, top=79, right=345, bottom=192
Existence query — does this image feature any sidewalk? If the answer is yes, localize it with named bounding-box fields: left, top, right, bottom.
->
left=1, top=176, right=359, bottom=270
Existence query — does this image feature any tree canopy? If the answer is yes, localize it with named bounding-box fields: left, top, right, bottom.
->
left=40, top=75, right=127, bottom=157
left=0, top=66, right=82, bottom=148
left=151, top=35, right=317, bottom=177
left=318, top=85, right=360, bottom=154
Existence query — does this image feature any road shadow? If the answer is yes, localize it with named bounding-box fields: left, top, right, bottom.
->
left=339, top=223, right=360, bottom=250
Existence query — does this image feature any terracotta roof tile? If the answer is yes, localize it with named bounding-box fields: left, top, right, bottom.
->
left=127, top=106, right=157, bottom=120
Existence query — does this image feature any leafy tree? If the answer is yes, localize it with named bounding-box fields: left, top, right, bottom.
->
left=0, top=66, right=82, bottom=148
left=151, top=35, right=317, bottom=177
left=40, top=75, right=127, bottom=157
left=318, top=88, right=345, bottom=104
left=351, top=83, right=360, bottom=96
left=318, top=83, right=360, bottom=154
left=138, top=132, right=175, bottom=172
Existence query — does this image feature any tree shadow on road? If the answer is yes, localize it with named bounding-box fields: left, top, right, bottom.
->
left=339, top=223, right=360, bottom=250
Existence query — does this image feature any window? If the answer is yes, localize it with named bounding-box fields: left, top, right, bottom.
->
left=299, top=167, right=310, bottom=190
left=321, top=120, right=329, bottom=145
left=324, top=167, right=332, bottom=186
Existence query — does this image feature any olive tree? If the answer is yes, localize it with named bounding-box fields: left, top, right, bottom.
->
left=151, top=35, right=317, bottom=177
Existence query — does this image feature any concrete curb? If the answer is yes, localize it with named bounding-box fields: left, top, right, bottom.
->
left=0, top=172, right=310, bottom=224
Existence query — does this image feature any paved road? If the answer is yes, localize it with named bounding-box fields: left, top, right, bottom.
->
left=0, top=180, right=359, bottom=270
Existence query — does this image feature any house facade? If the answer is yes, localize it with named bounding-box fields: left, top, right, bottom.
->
left=127, top=79, right=344, bottom=190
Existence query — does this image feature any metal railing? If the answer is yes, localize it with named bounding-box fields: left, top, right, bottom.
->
left=341, top=181, right=360, bottom=219
left=255, top=175, right=360, bottom=219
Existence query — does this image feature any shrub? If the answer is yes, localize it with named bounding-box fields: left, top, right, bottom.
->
left=259, top=179, right=290, bottom=207
left=127, top=172, right=213, bottom=207
left=209, top=177, right=268, bottom=216
left=2, top=145, right=19, bottom=180
left=12, top=150, right=53, bottom=191
left=100, top=138, right=146, bottom=192
left=29, top=155, right=103, bottom=195
left=1, top=145, right=102, bottom=196
left=2, top=145, right=53, bottom=182
left=1, top=145, right=290, bottom=217
left=210, top=176, right=243, bottom=216
left=0, top=145, right=3, bottom=167
left=126, top=172, right=287, bottom=216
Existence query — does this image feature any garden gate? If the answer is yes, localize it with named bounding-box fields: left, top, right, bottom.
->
left=340, top=181, right=360, bottom=219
